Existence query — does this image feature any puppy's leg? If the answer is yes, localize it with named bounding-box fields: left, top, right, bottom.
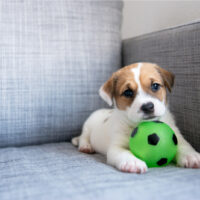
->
left=173, top=126, right=200, bottom=168
left=78, top=125, right=95, bottom=154
left=107, top=145, right=148, bottom=173
left=71, top=136, right=79, bottom=147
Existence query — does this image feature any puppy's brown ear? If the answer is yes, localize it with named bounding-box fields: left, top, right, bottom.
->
left=157, top=66, right=175, bottom=92
left=99, top=74, right=117, bottom=106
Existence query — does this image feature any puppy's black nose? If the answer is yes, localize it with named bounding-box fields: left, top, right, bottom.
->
left=141, top=102, right=154, bottom=114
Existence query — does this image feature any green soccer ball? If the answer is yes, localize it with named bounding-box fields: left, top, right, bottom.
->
left=129, top=121, right=178, bottom=167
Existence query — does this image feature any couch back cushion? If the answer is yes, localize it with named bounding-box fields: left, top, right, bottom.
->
left=0, top=0, right=123, bottom=147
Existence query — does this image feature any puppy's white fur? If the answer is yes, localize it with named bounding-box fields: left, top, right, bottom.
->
left=72, top=63, right=200, bottom=173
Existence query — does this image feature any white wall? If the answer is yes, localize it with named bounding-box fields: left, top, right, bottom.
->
left=122, top=1, right=200, bottom=39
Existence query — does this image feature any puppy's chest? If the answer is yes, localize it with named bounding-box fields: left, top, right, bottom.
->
left=109, top=121, right=136, bottom=140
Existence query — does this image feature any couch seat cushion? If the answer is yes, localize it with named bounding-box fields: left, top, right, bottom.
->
left=1, top=142, right=200, bottom=200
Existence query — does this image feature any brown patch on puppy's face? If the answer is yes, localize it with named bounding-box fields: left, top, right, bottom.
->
left=140, top=63, right=167, bottom=102
left=114, top=65, right=138, bottom=110
left=101, top=64, right=138, bottom=110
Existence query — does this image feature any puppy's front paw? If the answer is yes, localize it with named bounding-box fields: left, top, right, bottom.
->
left=118, top=158, right=148, bottom=174
left=176, top=151, right=200, bottom=168
left=79, top=143, right=95, bottom=154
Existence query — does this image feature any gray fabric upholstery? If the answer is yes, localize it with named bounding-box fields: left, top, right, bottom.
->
left=1, top=3, right=199, bottom=200
left=122, top=21, right=200, bottom=152
left=1, top=142, right=200, bottom=200
left=0, top=0, right=123, bottom=147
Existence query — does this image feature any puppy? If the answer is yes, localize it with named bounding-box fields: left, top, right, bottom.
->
left=72, top=62, right=200, bottom=173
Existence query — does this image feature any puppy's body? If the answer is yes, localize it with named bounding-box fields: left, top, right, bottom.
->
left=72, top=63, right=200, bottom=173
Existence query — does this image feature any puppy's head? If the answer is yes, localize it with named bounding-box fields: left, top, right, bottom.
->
left=99, top=63, right=174, bottom=122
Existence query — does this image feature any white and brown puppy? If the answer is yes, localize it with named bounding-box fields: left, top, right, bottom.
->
left=72, top=62, right=200, bottom=173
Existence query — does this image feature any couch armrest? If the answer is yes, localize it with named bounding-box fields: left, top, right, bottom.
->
left=122, top=21, right=200, bottom=152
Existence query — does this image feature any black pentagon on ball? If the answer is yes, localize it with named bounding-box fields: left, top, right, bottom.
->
left=148, top=133, right=160, bottom=145
left=172, top=134, right=178, bottom=145
left=153, top=120, right=163, bottom=123
left=131, top=127, right=138, bottom=137
left=157, top=158, right=168, bottom=166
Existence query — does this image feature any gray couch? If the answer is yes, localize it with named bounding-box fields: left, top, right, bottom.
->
left=0, top=1, right=200, bottom=200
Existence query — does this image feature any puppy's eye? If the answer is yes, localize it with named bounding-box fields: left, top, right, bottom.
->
left=122, top=89, right=134, bottom=98
left=151, top=83, right=160, bottom=92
